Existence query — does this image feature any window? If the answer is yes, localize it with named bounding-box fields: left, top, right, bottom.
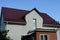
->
left=40, top=34, right=48, bottom=40
left=33, top=18, right=37, bottom=29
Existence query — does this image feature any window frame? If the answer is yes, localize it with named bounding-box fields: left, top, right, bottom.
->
left=40, top=34, right=48, bottom=40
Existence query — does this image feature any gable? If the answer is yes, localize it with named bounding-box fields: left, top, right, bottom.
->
left=25, top=9, right=43, bottom=28
left=1, top=7, right=60, bottom=27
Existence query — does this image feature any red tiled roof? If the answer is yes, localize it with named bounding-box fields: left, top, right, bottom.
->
left=2, top=7, right=60, bottom=25
left=40, top=13, right=60, bottom=25
left=2, top=7, right=29, bottom=23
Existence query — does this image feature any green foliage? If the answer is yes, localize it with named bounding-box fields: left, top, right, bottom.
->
left=0, top=30, right=10, bottom=40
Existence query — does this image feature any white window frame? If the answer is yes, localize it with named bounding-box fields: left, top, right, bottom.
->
left=40, top=34, right=48, bottom=40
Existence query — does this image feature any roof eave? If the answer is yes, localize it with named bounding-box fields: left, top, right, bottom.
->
left=4, top=21, right=26, bottom=25
left=36, top=28, right=57, bottom=32
left=43, top=24, right=60, bottom=28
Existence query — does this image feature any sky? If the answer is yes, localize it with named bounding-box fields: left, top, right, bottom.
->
left=0, top=0, right=60, bottom=22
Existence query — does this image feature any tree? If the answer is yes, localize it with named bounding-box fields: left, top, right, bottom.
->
left=0, top=30, right=10, bottom=40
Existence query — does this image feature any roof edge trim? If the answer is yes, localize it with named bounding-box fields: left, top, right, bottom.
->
left=44, top=24, right=60, bottom=28
left=5, top=21, right=26, bottom=25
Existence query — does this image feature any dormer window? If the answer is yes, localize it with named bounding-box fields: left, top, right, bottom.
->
left=33, top=18, right=37, bottom=29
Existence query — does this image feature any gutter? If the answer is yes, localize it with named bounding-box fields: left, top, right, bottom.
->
left=43, top=24, right=60, bottom=28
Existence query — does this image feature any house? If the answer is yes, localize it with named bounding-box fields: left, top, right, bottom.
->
left=1, top=7, right=60, bottom=40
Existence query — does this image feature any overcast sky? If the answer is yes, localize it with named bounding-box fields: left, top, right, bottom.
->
left=0, top=0, right=60, bottom=22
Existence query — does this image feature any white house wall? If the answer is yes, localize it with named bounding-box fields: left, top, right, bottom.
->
left=41, top=26, right=57, bottom=29
left=6, top=24, right=29, bottom=40
left=57, top=28, right=60, bottom=40
left=25, top=10, right=43, bottom=29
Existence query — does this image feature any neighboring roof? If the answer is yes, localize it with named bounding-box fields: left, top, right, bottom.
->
left=1, top=7, right=60, bottom=26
